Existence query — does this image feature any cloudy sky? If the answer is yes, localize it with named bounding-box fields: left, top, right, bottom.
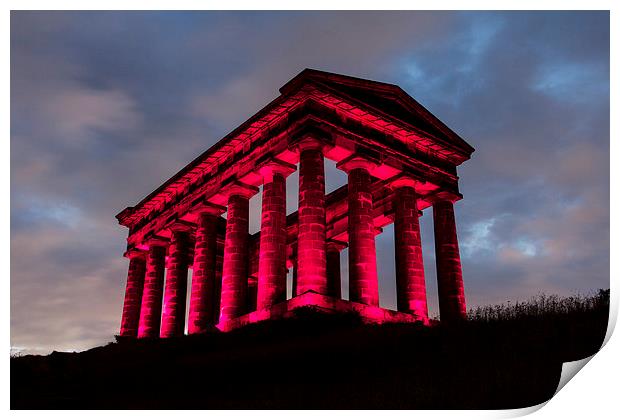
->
left=11, top=11, right=609, bottom=354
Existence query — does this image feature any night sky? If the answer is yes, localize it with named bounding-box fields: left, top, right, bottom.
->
left=11, top=11, right=609, bottom=354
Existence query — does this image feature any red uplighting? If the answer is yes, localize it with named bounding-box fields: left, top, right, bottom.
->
left=118, top=69, right=472, bottom=339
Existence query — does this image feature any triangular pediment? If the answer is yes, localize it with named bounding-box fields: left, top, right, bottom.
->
left=280, top=68, right=474, bottom=154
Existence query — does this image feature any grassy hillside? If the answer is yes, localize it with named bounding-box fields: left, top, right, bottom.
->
left=11, top=290, right=609, bottom=409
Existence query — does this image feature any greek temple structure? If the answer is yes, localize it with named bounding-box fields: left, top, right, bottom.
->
left=117, top=69, right=474, bottom=338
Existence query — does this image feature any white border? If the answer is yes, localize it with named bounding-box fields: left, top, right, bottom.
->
left=4, top=1, right=617, bottom=418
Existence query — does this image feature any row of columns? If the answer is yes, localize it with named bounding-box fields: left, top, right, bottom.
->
left=120, top=140, right=466, bottom=338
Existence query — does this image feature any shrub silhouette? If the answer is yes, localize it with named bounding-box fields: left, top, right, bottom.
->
left=11, top=290, right=609, bottom=409
left=468, top=289, right=609, bottom=322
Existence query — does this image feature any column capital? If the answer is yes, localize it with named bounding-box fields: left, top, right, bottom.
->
left=221, top=179, right=260, bottom=200
left=168, top=218, right=195, bottom=233
left=288, top=125, right=333, bottom=153
left=326, top=238, right=348, bottom=252
left=124, top=248, right=147, bottom=260
left=143, top=235, right=169, bottom=248
left=189, top=199, right=227, bottom=217
left=430, top=191, right=462, bottom=204
left=336, top=154, right=380, bottom=174
left=207, top=179, right=259, bottom=207
left=257, top=157, right=297, bottom=183
left=387, top=175, right=418, bottom=190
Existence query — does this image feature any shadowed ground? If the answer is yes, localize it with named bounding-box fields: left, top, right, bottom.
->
left=11, top=290, right=609, bottom=409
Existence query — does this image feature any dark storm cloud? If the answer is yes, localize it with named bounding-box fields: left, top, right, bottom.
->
left=11, top=11, right=609, bottom=354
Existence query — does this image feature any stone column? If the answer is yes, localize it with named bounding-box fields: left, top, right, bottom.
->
left=326, top=240, right=346, bottom=299
left=257, top=160, right=295, bottom=310
left=219, top=183, right=257, bottom=322
left=188, top=204, right=225, bottom=335
left=433, top=197, right=466, bottom=321
left=247, top=236, right=259, bottom=313
left=212, top=236, right=224, bottom=324
left=392, top=179, right=428, bottom=318
left=161, top=227, right=192, bottom=338
left=138, top=241, right=167, bottom=338
left=119, top=250, right=146, bottom=337
left=295, top=139, right=328, bottom=295
left=338, top=156, right=379, bottom=306
left=291, top=242, right=298, bottom=297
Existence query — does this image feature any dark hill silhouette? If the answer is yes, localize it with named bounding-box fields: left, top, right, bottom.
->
left=11, top=290, right=609, bottom=409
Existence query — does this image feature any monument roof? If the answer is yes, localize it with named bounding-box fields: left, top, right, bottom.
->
left=117, top=68, right=474, bottom=228
left=281, top=69, right=474, bottom=153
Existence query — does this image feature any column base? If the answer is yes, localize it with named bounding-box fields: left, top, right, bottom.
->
left=216, top=291, right=430, bottom=332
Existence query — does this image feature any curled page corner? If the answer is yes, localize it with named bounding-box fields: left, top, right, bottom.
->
left=555, top=355, right=595, bottom=396
left=498, top=401, right=548, bottom=418
left=501, top=355, right=598, bottom=419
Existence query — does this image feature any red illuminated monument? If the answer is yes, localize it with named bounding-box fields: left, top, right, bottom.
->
left=117, top=69, right=475, bottom=338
